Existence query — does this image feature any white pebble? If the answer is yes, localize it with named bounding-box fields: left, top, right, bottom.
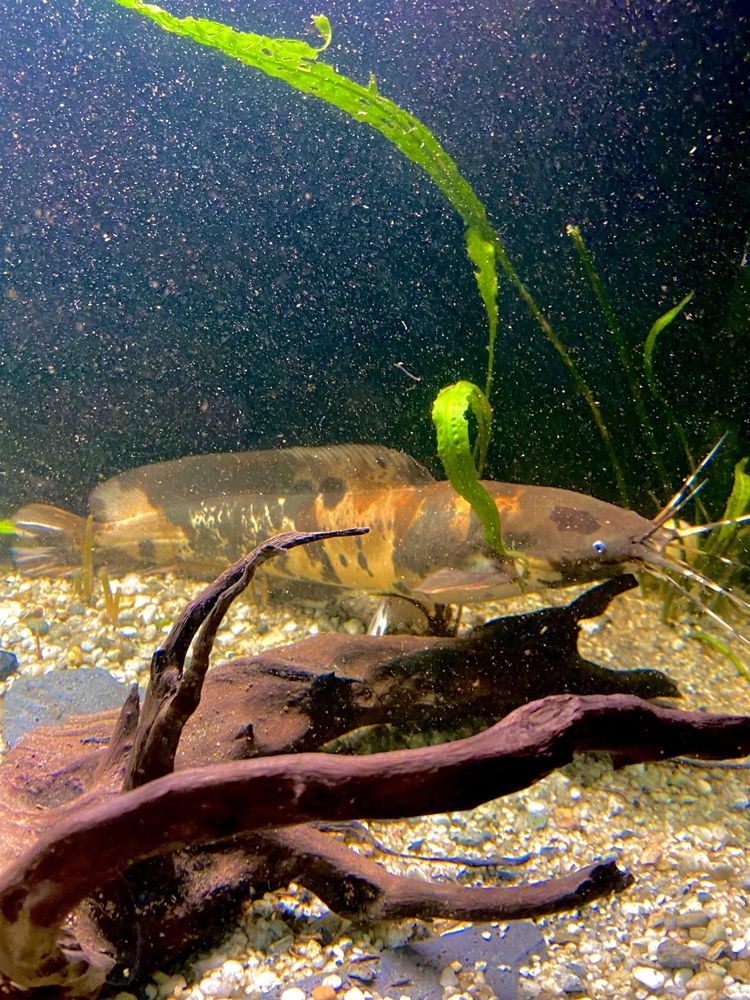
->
left=280, top=989, right=306, bottom=1000
left=253, top=970, right=279, bottom=990
left=439, top=966, right=459, bottom=988
left=221, top=960, right=244, bottom=986
left=632, top=965, right=666, bottom=990
left=197, top=977, right=224, bottom=997
left=140, top=605, right=158, bottom=626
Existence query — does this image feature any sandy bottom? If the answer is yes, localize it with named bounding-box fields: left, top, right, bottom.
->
left=1, top=565, right=749, bottom=1000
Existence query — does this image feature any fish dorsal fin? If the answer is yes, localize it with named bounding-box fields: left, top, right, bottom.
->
left=90, top=445, right=434, bottom=521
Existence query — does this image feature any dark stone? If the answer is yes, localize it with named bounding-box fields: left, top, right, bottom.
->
left=377, top=922, right=546, bottom=999
left=656, top=937, right=702, bottom=970
left=0, top=650, right=19, bottom=681
left=287, top=922, right=546, bottom=1000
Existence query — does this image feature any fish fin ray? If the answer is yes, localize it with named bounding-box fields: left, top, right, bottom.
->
left=89, top=481, right=156, bottom=523
left=11, top=503, right=86, bottom=575
left=417, top=565, right=518, bottom=603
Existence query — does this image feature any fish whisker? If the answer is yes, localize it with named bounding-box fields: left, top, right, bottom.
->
left=639, top=480, right=707, bottom=543
left=689, top=549, right=749, bottom=572
left=645, top=563, right=750, bottom=650
left=673, top=512, right=750, bottom=539
left=657, top=552, right=750, bottom=616
left=638, top=434, right=728, bottom=543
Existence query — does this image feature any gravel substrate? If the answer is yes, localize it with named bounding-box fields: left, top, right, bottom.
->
left=1, top=565, right=748, bottom=1000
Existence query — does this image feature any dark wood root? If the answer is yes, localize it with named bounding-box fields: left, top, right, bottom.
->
left=179, top=574, right=679, bottom=762
left=1, top=692, right=749, bottom=995
left=123, top=527, right=368, bottom=789
left=0, top=533, right=747, bottom=998
left=244, top=825, right=634, bottom=921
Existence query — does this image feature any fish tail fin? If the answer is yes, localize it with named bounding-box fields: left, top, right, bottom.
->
left=11, top=504, right=89, bottom=576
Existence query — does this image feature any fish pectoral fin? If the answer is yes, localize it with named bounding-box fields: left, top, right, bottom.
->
left=417, top=565, right=519, bottom=603
left=367, top=595, right=435, bottom=635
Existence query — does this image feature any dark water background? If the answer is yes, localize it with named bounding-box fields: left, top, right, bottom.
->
left=0, top=0, right=748, bottom=518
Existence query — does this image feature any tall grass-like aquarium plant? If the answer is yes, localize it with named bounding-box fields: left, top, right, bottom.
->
left=110, top=1, right=749, bottom=647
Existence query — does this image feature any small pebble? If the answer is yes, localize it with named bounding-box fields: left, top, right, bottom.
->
left=685, top=971, right=726, bottom=991
left=560, top=973, right=586, bottom=994
left=525, top=800, right=548, bottom=830
left=280, top=989, right=306, bottom=1000
left=656, top=938, right=702, bottom=970
left=729, top=959, right=750, bottom=981
left=0, top=650, right=18, bottom=680
left=632, top=966, right=666, bottom=990
left=340, top=618, right=364, bottom=636
left=678, top=910, right=711, bottom=929
left=311, top=987, right=337, bottom=1000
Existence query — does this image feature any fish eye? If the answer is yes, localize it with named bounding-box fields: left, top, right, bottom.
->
left=592, top=539, right=607, bottom=557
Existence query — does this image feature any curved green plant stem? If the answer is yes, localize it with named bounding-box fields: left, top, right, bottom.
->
left=566, top=225, right=634, bottom=379
left=642, top=291, right=696, bottom=471
left=566, top=224, right=666, bottom=496
left=689, top=629, right=748, bottom=681
left=494, top=236, right=630, bottom=506
left=466, top=228, right=498, bottom=400
left=432, top=382, right=504, bottom=554
left=696, top=456, right=750, bottom=588
left=112, top=0, right=625, bottom=499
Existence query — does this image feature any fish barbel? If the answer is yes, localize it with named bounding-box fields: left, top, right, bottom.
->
left=11, top=444, right=750, bottom=633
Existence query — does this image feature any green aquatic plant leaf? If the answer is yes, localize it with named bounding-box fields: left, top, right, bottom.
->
left=311, top=14, right=332, bottom=51
left=566, top=223, right=666, bottom=498
left=466, top=227, right=499, bottom=400
left=643, top=291, right=695, bottom=393
left=566, top=224, right=634, bottom=378
left=642, top=290, right=697, bottom=472
left=699, top=456, right=750, bottom=566
left=112, top=2, right=492, bottom=240
left=0, top=519, right=15, bottom=535
left=112, top=0, right=624, bottom=498
left=112, top=0, right=501, bottom=396
left=689, top=629, right=749, bottom=681
left=431, top=381, right=505, bottom=554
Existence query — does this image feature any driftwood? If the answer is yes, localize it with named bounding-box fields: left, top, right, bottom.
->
left=1, top=530, right=749, bottom=998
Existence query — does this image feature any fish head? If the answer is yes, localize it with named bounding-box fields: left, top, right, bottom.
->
left=489, top=483, right=671, bottom=587
left=412, top=482, right=664, bottom=604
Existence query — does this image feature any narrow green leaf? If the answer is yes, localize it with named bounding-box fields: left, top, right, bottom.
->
left=111, top=0, right=499, bottom=394
left=311, top=14, right=332, bottom=51
left=643, top=290, right=694, bottom=391
left=702, top=456, right=750, bottom=560
left=0, top=519, right=15, bottom=535
left=689, top=629, right=749, bottom=681
left=112, top=0, right=624, bottom=499
left=431, top=381, right=504, bottom=554
left=466, top=227, right=499, bottom=400
left=722, top=456, right=750, bottom=522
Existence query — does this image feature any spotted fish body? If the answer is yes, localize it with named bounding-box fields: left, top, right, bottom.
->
left=12, top=444, right=666, bottom=604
